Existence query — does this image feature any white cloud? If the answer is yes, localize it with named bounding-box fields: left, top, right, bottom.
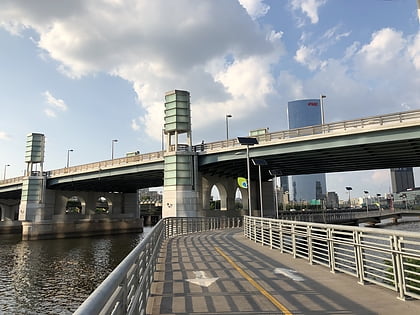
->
left=0, top=0, right=282, bottom=140
left=408, top=33, right=420, bottom=70
left=43, top=91, right=67, bottom=111
left=0, top=131, right=11, bottom=140
left=131, top=118, right=140, bottom=131
left=294, top=45, right=326, bottom=70
left=44, top=108, right=56, bottom=117
left=238, top=0, right=270, bottom=19
left=43, top=91, right=68, bottom=117
left=290, top=0, right=327, bottom=25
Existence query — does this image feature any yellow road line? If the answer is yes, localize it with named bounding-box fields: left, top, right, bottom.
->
left=214, top=246, right=292, bottom=315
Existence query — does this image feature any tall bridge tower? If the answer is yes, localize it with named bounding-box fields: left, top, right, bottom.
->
left=19, top=133, right=47, bottom=221
left=162, top=90, right=200, bottom=217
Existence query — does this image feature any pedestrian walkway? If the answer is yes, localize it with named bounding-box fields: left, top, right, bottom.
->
left=146, top=228, right=420, bottom=315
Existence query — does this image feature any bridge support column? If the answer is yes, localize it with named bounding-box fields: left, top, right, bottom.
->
left=162, top=90, right=201, bottom=217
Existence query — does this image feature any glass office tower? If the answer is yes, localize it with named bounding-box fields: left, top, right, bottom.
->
left=287, top=99, right=327, bottom=203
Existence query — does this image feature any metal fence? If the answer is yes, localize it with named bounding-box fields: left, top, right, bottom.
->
left=244, top=216, right=420, bottom=300
left=73, top=216, right=242, bottom=315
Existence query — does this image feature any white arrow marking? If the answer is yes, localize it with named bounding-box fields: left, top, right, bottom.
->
left=274, top=268, right=305, bottom=281
left=186, top=271, right=219, bottom=287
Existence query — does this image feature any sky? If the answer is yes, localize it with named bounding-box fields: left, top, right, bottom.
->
left=0, top=0, right=419, bottom=201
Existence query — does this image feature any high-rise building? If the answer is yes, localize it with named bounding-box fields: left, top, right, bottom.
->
left=287, top=99, right=327, bottom=202
left=390, top=167, right=415, bottom=193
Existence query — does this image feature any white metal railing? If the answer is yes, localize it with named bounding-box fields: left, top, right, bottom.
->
left=48, top=151, right=164, bottom=178
left=244, top=216, right=420, bottom=300
left=2, top=109, right=420, bottom=186
left=73, top=216, right=242, bottom=315
left=195, top=109, right=420, bottom=152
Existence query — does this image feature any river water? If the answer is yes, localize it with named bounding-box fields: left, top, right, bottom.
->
left=1, top=220, right=419, bottom=314
left=0, top=228, right=151, bottom=314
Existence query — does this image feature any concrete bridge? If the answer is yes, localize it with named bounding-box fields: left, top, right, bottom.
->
left=1, top=90, right=420, bottom=239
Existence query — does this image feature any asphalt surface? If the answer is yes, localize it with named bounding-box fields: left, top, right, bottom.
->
left=146, top=228, right=420, bottom=315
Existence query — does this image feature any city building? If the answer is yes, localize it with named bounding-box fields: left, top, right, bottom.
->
left=390, top=167, right=415, bottom=193
left=287, top=99, right=327, bottom=203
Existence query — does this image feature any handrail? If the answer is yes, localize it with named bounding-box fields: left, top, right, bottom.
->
left=195, top=108, right=420, bottom=152
left=244, top=216, right=420, bottom=300
left=2, top=108, right=420, bottom=185
left=73, top=216, right=242, bottom=315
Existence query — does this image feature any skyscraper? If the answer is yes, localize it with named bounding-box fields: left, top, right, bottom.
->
left=390, top=167, right=415, bottom=193
left=287, top=99, right=327, bottom=202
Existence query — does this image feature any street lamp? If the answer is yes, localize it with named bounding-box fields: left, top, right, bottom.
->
left=345, top=186, right=352, bottom=207
left=320, top=95, right=326, bottom=127
left=3, top=164, right=10, bottom=180
left=66, top=149, right=73, bottom=168
left=237, top=137, right=258, bottom=216
left=364, top=190, right=369, bottom=213
left=226, top=114, right=232, bottom=141
left=111, top=139, right=118, bottom=160
left=269, top=169, right=282, bottom=219
left=252, top=158, right=267, bottom=218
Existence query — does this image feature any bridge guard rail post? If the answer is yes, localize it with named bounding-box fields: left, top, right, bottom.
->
left=355, top=230, right=364, bottom=284
left=392, top=234, right=406, bottom=300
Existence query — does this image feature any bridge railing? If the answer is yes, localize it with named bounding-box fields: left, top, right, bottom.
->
left=195, top=109, right=420, bottom=152
left=48, top=151, right=164, bottom=177
left=73, top=216, right=242, bottom=315
left=244, top=216, right=420, bottom=300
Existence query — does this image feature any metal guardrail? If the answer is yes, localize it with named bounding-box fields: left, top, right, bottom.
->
left=276, top=209, right=420, bottom=224
left=2, top=109, right=420, bottom=186
left=195, top=108, right=420, bottom=152
left=73, top=216, right=242, bottom=315
left=244, top=216, right=420, bottom=300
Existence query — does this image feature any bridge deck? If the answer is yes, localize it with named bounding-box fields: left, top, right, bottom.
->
left=147, top=228, right=420, bottom=315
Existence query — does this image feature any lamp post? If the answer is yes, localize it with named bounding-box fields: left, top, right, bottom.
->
left=111, top=139, right=118, bottom=160
left=3, top=164, right=10, bottom=180
left=364, top=190, right=369, bottom=213
left=269, top=169, right=281, bottom=219
left=252, top=158, right=267, bottom=218
left=66, top=149, right=73, bottom=168
left=237, top=137, right=258, bottom=216
left=320, top=95, right=326, bottom=125
left=320, top=94, right=326, bottom=128
left=226, top=114, right=232, bottom=141
left=345, top=186, right=352, bottom=207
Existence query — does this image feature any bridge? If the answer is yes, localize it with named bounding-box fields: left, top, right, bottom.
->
left=1, top=90, right=420, bottom=239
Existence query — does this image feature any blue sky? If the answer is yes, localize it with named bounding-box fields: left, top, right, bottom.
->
left=1, top=0, right=419, bottom=201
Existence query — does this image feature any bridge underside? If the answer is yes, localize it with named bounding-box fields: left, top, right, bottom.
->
left=199, top=126, right=420, bottom=181
left=47, top=169, right=164, bottom=193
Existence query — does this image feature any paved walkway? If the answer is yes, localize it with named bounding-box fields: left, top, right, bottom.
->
left=146, top=228, right=420, bottom=315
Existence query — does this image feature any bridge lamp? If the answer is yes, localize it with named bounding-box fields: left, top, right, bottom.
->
left=237, top=137, right=258, bottom=216
left=226, top=114, right=232, bottom=141
left=364, top=190, right=369, bottom=213
left=3, top=164, right=10, bottom=180
left=66, top=149, right=73, bottom=168
left=111, top=139, right=118, bottom=160
left=269, top=169, right=281, bottom=219
left=320, top=95, right=326, bottom=127
left=252, top=158, right=267, bottom=218
left=345, top=186, right=352, bottom=207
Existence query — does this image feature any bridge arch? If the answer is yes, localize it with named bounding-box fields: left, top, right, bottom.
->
left=201, top=175, right=247, bottom=216
left=96, top=196, right=112, bottom=214
left=65, top=195, right=86, bottom=215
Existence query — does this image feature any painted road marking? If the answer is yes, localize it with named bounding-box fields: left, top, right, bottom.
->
left=186, top=271, right=219, bottom=287
left=274, top=268, right=305, bottom=281
left=214, top=246, right=293, bottom=315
